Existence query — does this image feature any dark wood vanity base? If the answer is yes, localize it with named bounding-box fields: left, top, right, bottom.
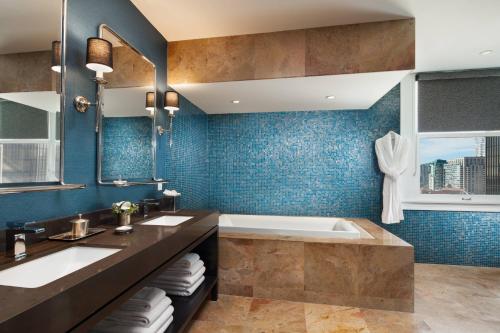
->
left=0, top=210, right=219, bottom=333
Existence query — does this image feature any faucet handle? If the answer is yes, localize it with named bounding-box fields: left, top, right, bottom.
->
left=7, top=222, right=45, bottom=234
left=5, top=223, right=44, bottom=260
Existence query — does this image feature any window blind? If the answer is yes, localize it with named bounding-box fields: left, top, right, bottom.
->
left=417, top=69, right=500, bottom=132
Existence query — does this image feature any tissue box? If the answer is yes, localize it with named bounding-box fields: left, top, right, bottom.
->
left=159, top=196, right=179, bottom=212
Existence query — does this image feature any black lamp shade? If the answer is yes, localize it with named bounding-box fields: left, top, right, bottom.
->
left=145, top=92, right=155, bottom=111
left=86, top=37, right=113, bottom=73
left=51, top=41, right=61, bottom=73
left=164, top=91, right=179, bottom=112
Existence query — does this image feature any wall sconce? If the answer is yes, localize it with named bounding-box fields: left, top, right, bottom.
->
left=159, top=91, right=180, bottom=146
left=73, top=37, right=113, bottom=115
left=51, top=41, right=61, bottom=73
left=145, top=91, right=155, bottom=117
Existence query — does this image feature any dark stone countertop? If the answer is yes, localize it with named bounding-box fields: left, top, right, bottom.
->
left=0, top=209, right=219, bottom=332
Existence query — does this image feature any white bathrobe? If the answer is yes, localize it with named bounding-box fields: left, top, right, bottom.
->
left=375, top=132, right=409, bottom=224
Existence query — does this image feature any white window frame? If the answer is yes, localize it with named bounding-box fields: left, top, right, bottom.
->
left=400, top=74, right=500, bottom=212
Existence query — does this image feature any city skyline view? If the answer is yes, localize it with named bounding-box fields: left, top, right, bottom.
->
left=420, top=136, right=500, bottom=195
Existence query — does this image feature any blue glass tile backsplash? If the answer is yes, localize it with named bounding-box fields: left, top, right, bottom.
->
left=207, top=84, right=500, bottom=267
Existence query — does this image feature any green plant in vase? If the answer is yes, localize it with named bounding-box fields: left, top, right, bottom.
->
left=112, top=201, right=138, bottom=226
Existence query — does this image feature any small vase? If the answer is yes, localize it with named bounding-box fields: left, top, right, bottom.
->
left=119, top=213, right=131, bottom=226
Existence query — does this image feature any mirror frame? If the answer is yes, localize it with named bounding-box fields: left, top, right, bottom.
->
left=96, top=24, right=164, bottom=186
left=0, top=0, right=85, bottom=195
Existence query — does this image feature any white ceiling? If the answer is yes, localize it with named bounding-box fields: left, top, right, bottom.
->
left=103, top=87, right=154, bottom=117
left=0, top=91, right=60, bottom=112
left=0, top=0, right=61, bottom=54
left=173, top=71, right=410, bottom=114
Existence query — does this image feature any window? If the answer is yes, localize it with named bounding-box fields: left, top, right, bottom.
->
left=419, top=136, right=500, bottom=195
left=400, top=71, right=500, bottom=211
left=0, top=96, right=60, bottom=184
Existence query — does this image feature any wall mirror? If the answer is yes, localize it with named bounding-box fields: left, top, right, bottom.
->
left=97, top=25, right=161, bottom=186
left=0, top=1, right=83, bottom=194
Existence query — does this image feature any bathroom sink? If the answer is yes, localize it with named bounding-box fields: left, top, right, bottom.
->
left=141, top=215, right=193, bottom=226
left=0, top=246, right=121, bottom=288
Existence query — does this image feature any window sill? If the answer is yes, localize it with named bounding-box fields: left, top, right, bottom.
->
left=402, top=201, right=500, bottom=212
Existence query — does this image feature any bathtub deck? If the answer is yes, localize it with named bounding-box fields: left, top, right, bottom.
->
left=219, top=218, right=414, bottom=312
left=220, top=218, right=412, bottom=246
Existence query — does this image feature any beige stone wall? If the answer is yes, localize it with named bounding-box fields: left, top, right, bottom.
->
left=0, top=51, right=57, bottom=93
left=0, top=46, right=154, bottom=93
left=168, top=19, right=415, bottom=84
left=105, top=46, right=155, bottom=89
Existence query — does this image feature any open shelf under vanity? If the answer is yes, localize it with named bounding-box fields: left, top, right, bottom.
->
left=165, top=275, right=217, bottom=333
left=65, top=212, right=219, bottom=333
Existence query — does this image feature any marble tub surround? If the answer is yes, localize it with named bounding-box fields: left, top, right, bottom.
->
left=189, top=264, right=500, bottom=333
left=219, top=219, right=414, bottom=312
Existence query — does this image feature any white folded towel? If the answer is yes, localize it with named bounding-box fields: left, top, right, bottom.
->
left=163, top=260, right=204, bottom=276
left=170, top=253, right=200, bottom=269
left=163, top=189, right=180, bottom=197
left=119, top=287, right=166, bottom=312
left=106, top=297, right=172, bottom=327
left=155, top=266, right=206, bottom=287
left=158, top=276, right=205, bottom=297
left=92, top=305, right=174, bottom=333
left=156, top=316, right=173, bottom=333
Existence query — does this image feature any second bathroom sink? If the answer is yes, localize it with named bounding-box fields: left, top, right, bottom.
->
left=141, top=216, right=193, bottom=227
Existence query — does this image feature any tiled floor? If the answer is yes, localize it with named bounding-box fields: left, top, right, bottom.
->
left=187, top=264, right=500, bottom=333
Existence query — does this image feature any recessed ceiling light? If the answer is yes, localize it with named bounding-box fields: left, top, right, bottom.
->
left=231, top=100, right=240, bottom=104
left=479, top=50, right=493, bottom=56
left=325, top=95, right=335, bottom=100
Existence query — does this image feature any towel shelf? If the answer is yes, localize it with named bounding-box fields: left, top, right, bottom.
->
left=165, top=275, right=217, bottom=333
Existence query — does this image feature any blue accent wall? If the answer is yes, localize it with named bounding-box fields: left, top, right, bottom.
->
left=102, top=117, right=153, bottom=180
left=208, top=85, right=500, bottom=267
left=0, top=0, right=209, bottom=228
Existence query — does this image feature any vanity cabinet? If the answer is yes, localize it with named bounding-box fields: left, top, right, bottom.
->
left=0, top=210, right=219, bottom=333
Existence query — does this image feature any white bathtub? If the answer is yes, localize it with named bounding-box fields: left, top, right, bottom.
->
left=219, top=214, right=370, bottom=239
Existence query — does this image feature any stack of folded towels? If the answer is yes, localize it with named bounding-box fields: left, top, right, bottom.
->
left=151, top=253, right=205, bottom=297
left=92, top=287, right=173, bottom=333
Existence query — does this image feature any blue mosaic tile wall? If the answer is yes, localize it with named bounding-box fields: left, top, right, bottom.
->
left=208, top=86, right=399, bottom=217
left=165, top=95, right=209, bottom=210
left=385, top=210, right=500, bottom=267
left=102, top=117, right=153, bottom=180
left=208, top=84, right=500, bottom=267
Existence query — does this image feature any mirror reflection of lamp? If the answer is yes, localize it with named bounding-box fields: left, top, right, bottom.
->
left=74, top=37, right=113, bottom=117
left=51, top=41, right=61, bottom=73
left=145, top=92, right=155, bottom=117
left=159, top=91, right=180, bottom=146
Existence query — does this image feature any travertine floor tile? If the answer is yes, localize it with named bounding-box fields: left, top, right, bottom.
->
left=304, top=303, right=369, bottom=333
left=247, top=298, right=307, bottom=333
left=193, top=294, right=253, bottom=325
left=188, top=320, right=252, bottom=333
left=361, top=308, right=431, bottom=333
left=189, top=264, right=500, bottom=333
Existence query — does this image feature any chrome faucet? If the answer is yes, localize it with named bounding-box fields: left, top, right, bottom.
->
left=139, top=199, right=160, bottom=218
left=5, top=223, right=46, bottom=260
